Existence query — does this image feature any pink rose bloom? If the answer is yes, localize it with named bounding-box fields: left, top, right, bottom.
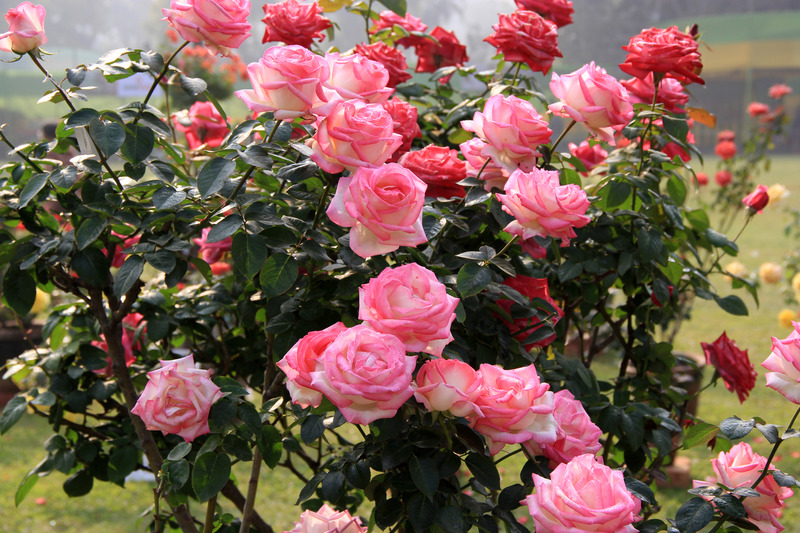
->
left=261, top=0, right=331, bottom=49
left=514, top=0, right=574, bottom=28
left=311, top=324, right=416, bottom=424
left=286, top=504, right=366, bottom=533
left=743, top=184, right=769, bottom=213
left=235, top=45, right=330, bottom=121
left=277, top=322, right=347, bottom=408
left=308, top=99, right=402, bottom=174
left=193, top=226, right=232, bottom=264
left=322, top=52, right=393, bottom=103
left=382, top=97, right=421, bottom=161
left=619, top=26, right=704, bottom=85
left=326, top=163, right=427, bottom=258
left=549, top=62, right=634, bottom=142
left=369, top=10, right=428, bottom=49
left=413, top=26, right=468, bottom=83
left=130, top=354, right=223, bottom=442
left=527, top=454, right=642, bottom=532
left=695, top=171, right=708, bottom=186
left=359, top=263, right=459, bottom=356
left=568, top=140, right=608, bottom=176
left=714, top=140, right=737, bottom=160
left=470, top=364, right=556, bottom=454
left=497, top=168, right=591, bottom=245
left=748, top=101, right=770, bottom=117
left=715, top=169, right=732, bottom=187
left=621, top=73, right=689, bottom=114
left=355, top=42, right=412, bottom=88
left=174, top=101, right=229, bottom=150
left=763, top=322, right=800, bottom=403
left=523, top=390, right=602, bottom=466
left=484, top=11, right=562, bottom=74
left=694, top=443, right=792, bottom=533
left=461, top=94, right=552, bottom=173
left=460, top=138, right=508, bottom=192
left=0, top=2, right=46, bottom=54
left=398, top=144, right=467, bottom=198
left=769, top=83, right=792, bottom=99
left=162, top=0, right=251, bottom=57
left=717, top=129, right=736, bottom=143
left=414, top=358, right=482, bottom=418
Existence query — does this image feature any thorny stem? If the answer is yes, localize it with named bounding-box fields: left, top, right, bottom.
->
left=0, top=129, right=45, bottom=173
left=550, top=119, right=577, bottom=154
left=510, top=62, right=523, bottom=86
left=135, top=40, right=190, bottom=126
left=364, top=0, right=375, bottom=43
left=266, top=119, right=282, bottom=144
left=492, top=235, right=519, bottom=259
left=636, top=74, right=662, bottom=176
left=203, top=495, right=217, bottom=533
left=28, top=51, right=76, bottom=112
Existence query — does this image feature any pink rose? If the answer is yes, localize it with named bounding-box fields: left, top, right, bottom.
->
left=382, top=97, right=421, bottom=161
left=326, top=163, right=427, bottom=258
left=414, top=358, right=482, bottom=418
left=308, top=99, right=402, bottom=174
left=461, top=94, right=552, bottom=173
left=769, top=83, right=792, bottom=99
left=261, top=0, right=331, bottom=49
left=619, top=26, right=704, bottom=85
left=715, top=169, right=732, bottom=186
left=514, top=0, right=574, bottom=28
left=413, top=27, right=468, bottom=83
left=714, top=140, right=737, bottom=160
left=311, top=324, right=416, bottom=424
left=398, top=144, right=467, bottom=198
left=369, top=10, right=428, bottom=49
left=174, top=101, right=229, bottom=150
left=235, top=45, right=330, bottom=121
left=323, top=52, right=393, bottom=103
left=717, top=129, right=736, bottom=143
left=355, top=42, right=412, bottom=88
left=621, top=73, right=688, bottom=114
left=193, top=226, right=232, bottom=264
left=748, top=101, right=770, bottom=117
left=568, top=140, right=608, bottom=176
left=0, top=2, right=46, bottom=54
left=484, top=11, right=561, bottom=74
left=459, top=138, right=508, bottom=192
left=277, top=322, right=347, bottom=408
left=701, top=332, right=756, bottom=403
left=743, top=184, right=769, bottom=213
left=359, top=263, right=459, bottom=356
left=527, top=454, right=642, bottom=532
left=763, top=322, right=800, bottom=403
left=694, top=443, right=792, bottom=533
left=470, top=364, right=556, bottom=454
left=496, top=168, right=591, bottom=245
left=130, top=354, right=223, bottom=442
left=695, top=171, right=708, bottom=186
left=549, top=62, right=634, bottom=142
left=162, top=0, right=251, bottom=57
left=523, top=390, right=602, bottom=466
left=287, top=504, right=366, bottom=533
left=496, top=275, right=563, bottom=350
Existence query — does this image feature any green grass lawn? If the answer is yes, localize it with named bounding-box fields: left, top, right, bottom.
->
left=3, top=156, right=800, bottom=531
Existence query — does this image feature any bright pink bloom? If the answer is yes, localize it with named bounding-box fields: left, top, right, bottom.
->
left=413, top=26, right=468, bottom=83
left=695, top=171, right=708, bottom=186
left=193, top=226, right=232, bottom=264
left=714, top=140, right=737, bottom=160
left=527, top=454, right=642, bottom=532
left=459, top=138, right=508, bottom=192
left=748, top=101, right=770, bottom=117
left=355, top=42, right=412, bottom=88
left=701, top=332, right=756, bottom=403
left=619, top=26, right=704, bottom=85
left=694, top=443, right=792, bottom=533
left=382, top=97, right=421, bottom=160
left=763, top=322, right=800, bottom=404
left=0, top=2, right=46, bottom=54
left=715, top=169, right=732, bottom=187
left=484, top=11, right=561, bottom=74
left=326, top=163, right=427, bottom=258
left=92, top=313, right=145, bottom=378
left=461, top=94, right=552, bottom=173
left=497, top=168, right=590, bottom=245
left=398, top=145, right=467, bottom=198
left=742, top=184, right=769, bottom=212
left=514, top=0, right=574, bottom=27
left=162, top=0, right=251, bottom=57
left=768, top=83, right=792, bottom=99
left=717, top=129, right=736, bottom=142
left=414, top=358, right=482, bottom=417
left=568, top=140, right=608, bottom=176
left=322, top=52, right=393, bottom=103
left=235, top=45, right=330, bottom=120
left=470, top=364, right=556, bottom=454
left=130, top=355, right=223, bottom=442
left=359, top=263, right=459, bottom=356
left=174, top=101, right=229, bottom=150
left=287, top=504, right=366, bottom=533
left=261, top=0, right=331, bottom=48
left=497, top=275, right=563, bottom=350
left=369, top=10, right=427, bottom=49
left=621, top=73, right=689, bottom=114
left=277, top=322, right=348, bottom=408
left=311, top=324, right=416, bottom=424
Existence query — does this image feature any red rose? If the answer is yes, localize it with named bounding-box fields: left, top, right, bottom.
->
left=747, top=101, right=770, bottom=117
left=355, top=41, right=412, bottom=88
left=701, top=332, right=756, bottom=403
left=484, top=11, right=561, bottom=74
left=714, top=140, right=737, bottom=160
left=370, top=10, right=428, bottom=49
left=619, top=26, right=704, bottom=85
left=568, top=140, right=607, bottom=176
left=174, top=101, right=230, bottom=150
left=398, top=144, right=467, bottom=198
left=261, top=0, right=332, bottom=49
left=742, top=184, right=769, bottom=213
left=714, top=170, right=732, bottom=187
left=514, top=0, right=574, bottom=27
left=621, top=73, right=688, bottom=114
left=382, top=97, right=421, bottom=160
left=695, top=172, right=708, bottom=186
left=497, top=276, right=563, bottom=350
left=716, top=129, right=735, bottom=142
left=414, top=26, right=468, bottom=83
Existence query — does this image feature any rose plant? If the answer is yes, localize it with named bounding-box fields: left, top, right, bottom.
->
left=0, top=1, right=798, bottom=533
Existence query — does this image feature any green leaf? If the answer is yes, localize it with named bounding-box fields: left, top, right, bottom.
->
left=180, top=74, right=208, bottom=96
left=682, top=421, right=719, bottom=449
left=121, top=123, right=155, bottom=163
left=192, top=452, right=231, bottom=502
left=15, top=469, right=39, bottom=507
left=260, top=253, right=298, bottom=298
left=144, top=250, right=176, bottom=273
left=88, top=118, right=125, bottom=158
left=107, top=446, right=138, bottom=484
left=167, top=442, right=193, bottom=461
left=457, top=262, right=491, bottom=298
left=662, top=115, right=689, bottom=142
left=2, top=267, right=36, bottom=316
left=605, top=180, right=631, bottom=208
left=207, top=215, right=242, bottom=243
left=75, top=217, right=107, bottom=251
left=410, top=455, right=439, bottom=498
left=63, top=469, right=93, bottom=497
left=189, top=257, right=212, bottom=283
left=624, top=477, right=656, bottom=505
left=675, top=497, right=714, bottom=533
left=163, top=459, right=190, bottom=490
left=705, top=228, right=738, bottom=255
left=65, top=108, right=99, bottom=128
left=756, top=423, right=780, bottom=444
left=114, top=255, right=144, bottom=298
left=203, top=89, right=228, bottom=124
left=72, top=248, right=109, bottom=288
left=18, top=173, right=48, bottom=209
left=719, top=416, right=755, bottom=440
left=666, top=175, right=687, bottom=204
left=197, top=157, right=235, bottom=199
left=152, top=187, right=186, bottom=210
left=257, top=426, right=283, bottom=469
left=686, top=209, right=710, bottom=231
left=712, top=494, right=746, bottom=518
left=465, top=453, right=500, bottom=490
left=558, top=260, right=583, bottom=282
left=296, top=472, right=325, bottom=505
left=321, top=471, right=346, bottom=503
left=232, top=233, right=268, bottom=280
left=378, top=0, right=407, bottom=16
left=0, top=395, right=28, bottom=434
left=715, top=294, right=748, bottom=316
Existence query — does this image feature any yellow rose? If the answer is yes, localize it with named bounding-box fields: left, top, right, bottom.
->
left=792, top=272, right=800, bottom=293
left=778, top=309, right=797, bottom=329
left=723, top=261, right=747, bottom=282
left=758, top=262, right=782, bottom=284
left=767, top=183, right=789, bottom=206
left=29, top=288, right=51, bottom=315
